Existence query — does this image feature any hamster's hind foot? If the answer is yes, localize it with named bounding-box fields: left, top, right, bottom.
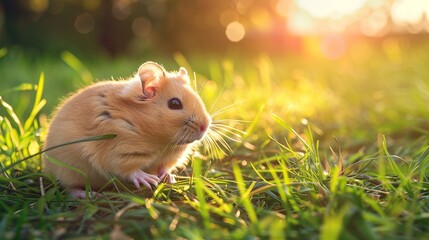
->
left=130, top=170, right=161, bottom=190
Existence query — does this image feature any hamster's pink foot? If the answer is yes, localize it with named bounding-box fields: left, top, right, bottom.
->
left=130, top=170, right=161, bottom=189
left=159, top=169, right=176, bottom=184
left=70, top=189, right=101, bottom=199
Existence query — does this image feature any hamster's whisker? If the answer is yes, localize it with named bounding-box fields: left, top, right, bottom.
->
left=159, top=127, right=186, bottom=159
left=159, top=131, right=187, bottom=168
left=209, top=127, right=241, bottom=143
left=210, top=124, right=244, bottom=139
left=206, top=138, right=227, bottom=159
left=206, top=83, right=225, bottom=114
left=211, top=121, right=239, bottom=126
left=207, top=129, right=232, bottom=153
left=211, top=120, right=245, bottom=135
left=193, top=116, right=246, bottom=159
left=200, top=134, right=219, bottom=159
left=210, top=127, right=242, bottom=140
left=203, top=130, right=229, bottom=156
left=212, top=119, right=250, bottom=124
left=200, top=139, right=214, bottom=159
left=174, top=128, right=189, bottom=144
left=209, top=100, right=248, bottom=118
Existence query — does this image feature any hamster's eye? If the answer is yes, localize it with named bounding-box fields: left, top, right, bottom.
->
left=168, top=98, right=183, bottom=110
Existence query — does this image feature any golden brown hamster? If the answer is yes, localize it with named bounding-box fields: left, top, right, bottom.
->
left=43, top=62, right=211, bottom=196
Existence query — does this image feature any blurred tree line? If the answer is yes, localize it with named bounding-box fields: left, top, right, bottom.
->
left=0, top=0, right=294, bottom=58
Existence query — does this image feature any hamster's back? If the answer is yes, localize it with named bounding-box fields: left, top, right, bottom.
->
left=45, top=81, right=122, bottom=145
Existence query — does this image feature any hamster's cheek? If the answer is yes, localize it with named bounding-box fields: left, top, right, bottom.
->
left=162, top=113, right=186, bottom=126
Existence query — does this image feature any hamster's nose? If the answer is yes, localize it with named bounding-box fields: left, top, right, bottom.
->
left=200, top=124, right=207, bottom=133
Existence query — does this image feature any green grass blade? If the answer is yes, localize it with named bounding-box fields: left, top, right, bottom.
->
left=173, top=52, right=192, bottom=73
left=0, top=83, right=36, bottom=94
left=0, top=96, right=24, bottom=135
left=61, top=51, right=93, bottom=85
left=266, top=161, right=288, bottom=204
left=34, top=72, right=44, bottom=110
left=382, top=136, right=406, bottom=182
left=320, top=208, right=346, bottom=240
left=243, top=104, right=265, bottom=139
left=192, top=157, right=211, bottom=228
left=232, top=161, right=258, bottom=225
left=44, top=154, right=92, bottom=195
left=272, top=113, right=312, bottom=152
left=411, top=146, right=429, bottom=178
left=0, top=48, right=7, bottom=58
left=24, top=99, right=46, bottom=131
left=249, top=162, right=270, bottom=183
left=23, top=72, right=47, bottom=131
left=1, top=134, right=117, bottom=174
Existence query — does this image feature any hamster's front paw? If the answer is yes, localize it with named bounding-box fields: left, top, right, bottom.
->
left=130, top=170, right=161, bottom=190
left=159, top=169, right=177, bottom=184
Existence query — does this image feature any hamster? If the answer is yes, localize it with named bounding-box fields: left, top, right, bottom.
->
left=43, top=62, right=211, bottom=196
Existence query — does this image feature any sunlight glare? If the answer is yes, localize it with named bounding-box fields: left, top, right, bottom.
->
left=360, top=10, right=388, bottom=36
left=282, top=0, right=429, bottom=36
left=296, top=0, right=366, bottom=18
left=287, top=11, right=314, bottom=35
left=391, top=0, right=425, bottom=26
left=390, top=0, right=429, bottom=33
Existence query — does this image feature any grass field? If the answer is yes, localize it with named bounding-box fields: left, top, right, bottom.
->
left=1, top=38, right=429, bottom=239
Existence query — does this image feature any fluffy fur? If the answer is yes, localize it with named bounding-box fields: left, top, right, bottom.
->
left=43, top=62, right=211, bottom=191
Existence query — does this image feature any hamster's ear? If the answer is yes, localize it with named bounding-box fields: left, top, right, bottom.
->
left=138, top=62, right=165, bottom=99
left=178, top=67, right=190, bottom=84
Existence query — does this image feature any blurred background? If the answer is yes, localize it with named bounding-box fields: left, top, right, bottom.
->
left=1, top=0, right=429, bottom=58
left=1, top=0, right=429, bottom=147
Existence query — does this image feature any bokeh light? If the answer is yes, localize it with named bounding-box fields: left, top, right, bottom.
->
left=226, top=21, right=246, bottom=42
left=132, top=17, right=152, bottom=38
left=112, top=0, right=132, bottom=20
left=28, top=0, right=49, bottom=13
left=249, top=8, right=271, bottom=32
left=276, top=0, right=290, bottom=17
left=74, top=13, right=95, bottom=34
left=82, top=0, right=101, bottom=11
left=321, top=35, right=346, bottom=59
